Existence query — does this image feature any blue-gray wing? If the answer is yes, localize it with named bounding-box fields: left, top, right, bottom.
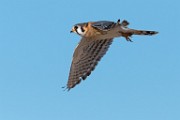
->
left=91, top=21, right=116, bottom=31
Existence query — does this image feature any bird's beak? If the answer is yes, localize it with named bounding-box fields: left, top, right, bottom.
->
left=70, top=28, right=75, bottom=33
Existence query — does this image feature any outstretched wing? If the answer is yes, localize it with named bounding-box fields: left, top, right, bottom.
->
left=91, top=21, right=116, bottom=31
left=67, top=37, right=113, bottom=90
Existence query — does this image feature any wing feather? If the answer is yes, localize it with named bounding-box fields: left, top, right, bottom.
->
left=67, top=37, right=113, bottom=90
left=91, top=21, right=116, bottom=31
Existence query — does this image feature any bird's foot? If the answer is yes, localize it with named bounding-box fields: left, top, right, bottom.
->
left=125, top=36, right=133, bottom=42
left=121, top=33, right=133, bottom=42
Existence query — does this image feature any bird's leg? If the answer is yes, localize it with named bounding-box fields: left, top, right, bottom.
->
left=121, top=33, right=133, bottom=42
left=125, top=36, right=133, bottom=42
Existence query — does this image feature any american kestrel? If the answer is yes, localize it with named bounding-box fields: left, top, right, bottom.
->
left=65, top=19, right=158, bottom=90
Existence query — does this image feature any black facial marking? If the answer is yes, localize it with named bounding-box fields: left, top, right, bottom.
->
left=74, top=26, right=78, bottom=30
left=81, top=27, right=85, bottom=32
left=74, top=26, right=79, bottom=35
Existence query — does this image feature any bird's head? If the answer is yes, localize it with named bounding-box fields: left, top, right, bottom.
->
left=70, top=23, right=88, bottom=36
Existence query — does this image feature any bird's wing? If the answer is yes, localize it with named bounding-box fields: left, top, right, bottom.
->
left=67, top=37, right=113, bottom=90
left=91, top=21, right=116, bottom=31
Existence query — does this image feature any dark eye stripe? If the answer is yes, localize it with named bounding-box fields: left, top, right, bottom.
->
left=81, top=27, right=85, bottom=32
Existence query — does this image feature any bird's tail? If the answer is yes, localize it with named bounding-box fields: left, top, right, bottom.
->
left=121, top=28, right=158, bottom=42
left=131, top=29, right=158, bottom=36
left=118, top=19, right=158, bottom=42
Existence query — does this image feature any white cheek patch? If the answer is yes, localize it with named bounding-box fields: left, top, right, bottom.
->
left=77, top=27, right=85, bottom=36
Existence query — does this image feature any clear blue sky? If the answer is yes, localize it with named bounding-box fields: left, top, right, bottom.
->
left=0, top=0, right=179, bottom=120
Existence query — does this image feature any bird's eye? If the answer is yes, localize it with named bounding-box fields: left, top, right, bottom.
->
left=74, top=26, right=78, bottom=29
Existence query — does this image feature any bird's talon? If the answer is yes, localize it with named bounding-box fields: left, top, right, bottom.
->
left=126, top=37, right=133, bottom=42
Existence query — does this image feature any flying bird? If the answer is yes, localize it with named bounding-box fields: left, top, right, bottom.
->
left=65, top=19, right=158, bottom=90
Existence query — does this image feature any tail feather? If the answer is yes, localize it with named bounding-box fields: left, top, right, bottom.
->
left=119, top=19, right=158, bottom=36
left=132, top=29, right=158, bottom=35
left=121, top=29, right=158, bottom=42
